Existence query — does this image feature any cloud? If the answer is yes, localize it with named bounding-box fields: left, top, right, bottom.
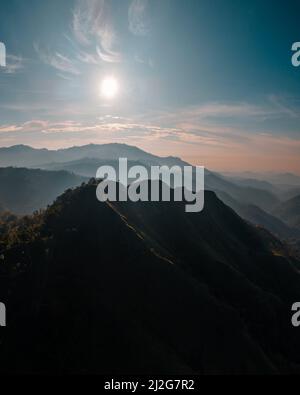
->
left=0, top=117, right=181, bottom=143
left=96, top=45, right=121, bottom=63
left=72, top=0, right=121, bottom=63
left=153, top=102, right=280, bottom=126
left=146, top=99, right=300, bottom=144
left=1, top=99, right=296, bottom=143
left=34, top=0, right=151, bottom=73
left=34, top=43, right=81, bottom=75
left=72, top=0, right=105, bottom=46
left=128, top=0, right=150, bottom=36
left=268, top=94, right=300, bottom=119
left=0, top=120, right=49, bottom=134
left=0, top=124, right=23, bottom=133
left=34, top=0, right=123, bottom=74
left=77, top=49, right=101, bottom=65
left=1, top=97, right=300, bottom=172
left=1, top=55, right=25, bottom=74
left=1, top=115, right=299, bottom=172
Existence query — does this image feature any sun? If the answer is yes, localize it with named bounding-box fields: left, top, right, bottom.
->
left=100, top=76, right=119, bottom=99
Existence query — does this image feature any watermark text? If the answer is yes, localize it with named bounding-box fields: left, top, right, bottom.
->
left=292, top=42, right=300, bottom=67
left=0, top=41, right=6, bottom=67
left=0, top=302, right=6, bottom=327
left=96, top=159, right=205, bottom=213
left=291, top=302, right=300, bottom=327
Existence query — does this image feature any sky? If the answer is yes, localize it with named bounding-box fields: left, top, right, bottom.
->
left=0, top=0, right=300, bottom=173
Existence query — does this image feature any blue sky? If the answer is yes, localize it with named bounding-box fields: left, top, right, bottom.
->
left=0, top=0, right=299, bottom=173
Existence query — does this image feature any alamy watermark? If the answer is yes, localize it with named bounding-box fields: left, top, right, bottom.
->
left=292, top=42, right=300, bottom=67
left=96, top=158, right=205, bottom=213
left=0, top=41, right=6, bottom=67
left=0, top=302, right=6, bottom=327
left=292, top=303, right=300, bottom=327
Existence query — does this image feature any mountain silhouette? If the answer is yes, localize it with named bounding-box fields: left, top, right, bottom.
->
left=0, top=167, right=85, bottom=214
left=273, top=195, right=300, bottom=230
left=0, top=144, right=283, bottom=214
left=0, top=181, right=300, bottom=374
left=0, top=144, right=187, bottom=168
left=216, top=190, right=300, bottom=239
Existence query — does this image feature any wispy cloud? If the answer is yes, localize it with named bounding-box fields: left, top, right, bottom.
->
left=145, top=99, right=300, bottom=142
left=152, top=102, right=285, bottom=126
left=1, top=96, right=299, bottom=172
left=72, top=0, right=121, bottom=63
left=268, top=94, right=300, bottom=119
left=0, top=124, right=22, bottom=133
left=34, top=0, right=152, bottom=74
left=34, top=43, right=81, bottom=76
left=128, top=0, right=150, bottom=36
left=0, top=117, right=179, bottom=137
left=1, top=54, right=25, bottom=74
left=0, top=120, right=48, bottom=134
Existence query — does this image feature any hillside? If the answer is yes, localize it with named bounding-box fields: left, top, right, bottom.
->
left=0, top=182, right=300, bottom=374
left=0, top=167, right=85, bottom=214
left=1, top=144, right=299, bottom=245
left=0, top=144, right=282, bottom=214
left=273, top=196, right=300, bottom=229
left=216, top=190, right=299, bottom=239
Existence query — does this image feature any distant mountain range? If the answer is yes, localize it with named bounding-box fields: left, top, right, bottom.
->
left=273, top=195, right=300, bottom=229
left=0, top=144, right=187, bottom=168
left=1, top=181, right=300, bottom=374
left=222, top=171, right=300, bottom=188
left=215, top=189, right=300, bottom=239
left=0, top=167, right=85, bottom=214
left=0, top=144, right=281, bottom=209
left=0, top=144, right=300, bottom=239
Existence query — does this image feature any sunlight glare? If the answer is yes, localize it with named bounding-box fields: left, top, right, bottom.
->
left=101, top=77, right=119, bottom=99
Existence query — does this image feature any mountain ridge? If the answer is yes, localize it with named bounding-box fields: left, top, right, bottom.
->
left=1, top=181, right=300, bottom=373
left=0, top=143, right=298, bottom=242
left=0, top=143, right=188, bottom=168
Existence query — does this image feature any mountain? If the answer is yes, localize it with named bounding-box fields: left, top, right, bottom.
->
left=215, top=190, right=299, bottom=239
left=0, top=181, right=300, bottom=374
left=221, top=171, right=300, bottom=188
left=273, top=195, right=300, bottom=229
left=0, top=144, right=292, bottom=240
left=205, top=172, right=280, bottom=212
left=280, top=187, right=300, bottom=201
left=226, top=177, right=278, bottom=195
left=0, top=167, right=85, bottom=215
left=41, top=159, right=281, bottom=213
left=0, top=144, right=187, bottom=168
left=267, top=173, right=300, bottom=187
left=37, top=158, right=165, bottom=178
left=0, top=144, right=281, bottom=212
left=0, top=145, right=57, bottom=167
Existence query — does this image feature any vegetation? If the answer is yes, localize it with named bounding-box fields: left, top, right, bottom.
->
left=1, top=181, right=300, bottom=374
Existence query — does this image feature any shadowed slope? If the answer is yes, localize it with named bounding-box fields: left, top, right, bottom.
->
left=0, top=182, right=300, bottom=374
